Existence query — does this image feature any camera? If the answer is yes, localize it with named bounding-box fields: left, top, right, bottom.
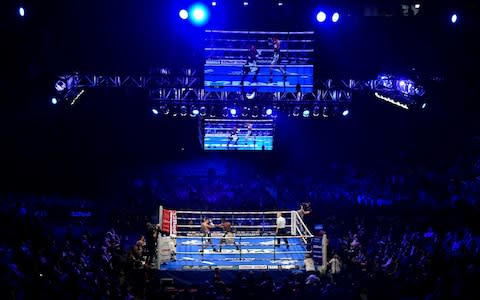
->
left=301, top=202, right=311, bottom=212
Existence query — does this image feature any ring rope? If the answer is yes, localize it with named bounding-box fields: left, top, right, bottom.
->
left=176, top=210, right=292, bottom=215
left=174, top=235, right=309, bottom=239
left=177, top=217, right=278, bottom=221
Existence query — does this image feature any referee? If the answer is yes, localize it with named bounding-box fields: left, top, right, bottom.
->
left=275, top=212, right=289, bottom=249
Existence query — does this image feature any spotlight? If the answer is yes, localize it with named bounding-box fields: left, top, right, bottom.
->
left=55, top=80, right=66, bottom=92
left=222, top=107, right=228, bottom=117
left=414, top=4, right=421, bottom=9
left=421, top=103, right=427, bottom=109
left=191, top=107, right=199, bottom=117
left=450, top=13, right=458, bottom=24
left=18, top=6, right=25, bottom=17
left=200, top=106, right=207, bottom=116
left=152, top=108, right=159, bottom=115
left=303, top=109, right=310, bottom=118
left=252, top=106, right=259, bottom=118
left=209, top=106, right=216, bottom=117
left=161, top=105, right=170, bottom=115
left=322, top=106, right=328, bottom=118
left=243, top=2, right=249, bottom=6
left=179, top=9, right=188, bottom=20
left=51, top=97, right=58, bottom=105
left=342, top=109, right=349, bottom=116
left=266, top=108, right=273, bottom=116
left=278, top=2, right=283, bottom=6
left=211, top=1, right=217, bottom=6
left=332, top=12, right=340, bottom=23
left=316, top=11, right=326, bottom=23
left=242, top=106, right=249, bottom=117
left=293, top=106, right=300, bottom=117
left=180, top=105, right=187, bottom=116
left=246, top=91, right=256, bottom=100
left=230, top=108, right=237, bottom=116
left=189, top=3, right=210, bottom=26
left=313, top=106, right=320, bottom=117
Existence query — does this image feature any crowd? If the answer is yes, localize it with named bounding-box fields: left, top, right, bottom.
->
left=1, top=141, right=480, bottom=299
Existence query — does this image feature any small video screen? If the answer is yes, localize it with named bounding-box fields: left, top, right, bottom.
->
left=202, top=118, right=275, bottom=151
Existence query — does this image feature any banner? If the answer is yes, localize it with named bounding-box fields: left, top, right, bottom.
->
left=161, top=209, right=171, bottom=233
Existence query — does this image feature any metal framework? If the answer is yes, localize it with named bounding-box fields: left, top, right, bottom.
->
left=53, top=69, right=425, bottom=114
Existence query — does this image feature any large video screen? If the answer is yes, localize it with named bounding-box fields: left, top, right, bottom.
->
left=204, top=30, right=314, bottom=92
left=202, top=119, right=275, bottom=151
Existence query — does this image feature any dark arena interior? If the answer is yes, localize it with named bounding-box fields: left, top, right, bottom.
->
left=2, top=1, right=480, bottom=299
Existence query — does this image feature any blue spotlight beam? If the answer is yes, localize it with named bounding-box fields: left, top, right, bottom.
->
left=189, top=3, right=210, bottom=26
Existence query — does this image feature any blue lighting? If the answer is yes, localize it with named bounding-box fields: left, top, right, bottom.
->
left=189, top=3, right=210, bottom=26
left=421, top=103, right=427, bottom=109
left=179, top=9, right=188, bottom=20
left=152, top=108, right=159, bottom=115
left=342, top=109, right=349, bottom=116
left=19, top=7, right=25, bottom=17
left=303, top=109, right=310, bottom=118
left=266, top=108, right=273, bottom=116
left=211, top=1, right=217, bottom=6
left=450, top=13, right=458, bottom=24
left=51, top=97, right=58, bottom=105
left=316, top=11, right=326, bottom=23
left=230, top=108, right=237, bottom=115
left=332, top=12, right=340, bottom=23
left=192, top=109, right=199, bottom=115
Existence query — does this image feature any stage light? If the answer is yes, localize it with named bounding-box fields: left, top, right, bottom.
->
left=421, top=103, right=427, bottom=109
left=322, top=106, right=328, bottom=118
left=191, top=108, right=199, bottom=117
left=414, top=4, right=421, bottom=9
left=242, top=106, right=249, bottom=117
left=161, top=105, right=170, bottom=115
left=189, top=3, right=210, bottom=26
left=252, top=106, right=259, bottom=118
left=152, top=108, right=159, bottom=115
left=211, top=1, right=217, bottom=6
left=303, top=109, right=310, bottom=118
left=316, top=11, right=326, bottom=23
left=278, top=2, right=283, bottom=6
left=243, top=2, right=249, bottom=6
left=313, top=106, right=320, bottom=117
left=342, top=109, right=349, bottom=116
left=222, top=107, right=228, bottom=117
left=51, top=97, right=58, bottom=105
left=246, top=90, right=256, bottom=100
left=230, top=108, right=237, bottom=116
left=179, top=9, right=188, bottom=20
left=19, top=6, right=25, bottom=17
left=200, top=106, right=207, bottom=116
left=266, top=108, right=273, bottom=116
left=332, top=12, right=340, bottom=23
left=451, top=13, right=458, bottom=23
left=180, top=105, right=187, bottom=116
left=55, top=80, right=66, bottom=92
left=209, top=107, right=216, bottom=117
left=293, top=106, right=300, bottom=117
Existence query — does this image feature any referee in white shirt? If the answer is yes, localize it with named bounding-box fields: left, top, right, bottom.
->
left=275, top=212, right=289, bottom=248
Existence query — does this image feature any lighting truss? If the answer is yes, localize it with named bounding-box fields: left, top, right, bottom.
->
left=52, top=68, right=429, bottom=113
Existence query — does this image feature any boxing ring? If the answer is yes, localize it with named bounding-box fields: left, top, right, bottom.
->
left=157, top=206, right=327, bottom=271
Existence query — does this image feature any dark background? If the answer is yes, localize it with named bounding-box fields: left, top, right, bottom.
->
left=1, top=0, right=479, bottom=199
